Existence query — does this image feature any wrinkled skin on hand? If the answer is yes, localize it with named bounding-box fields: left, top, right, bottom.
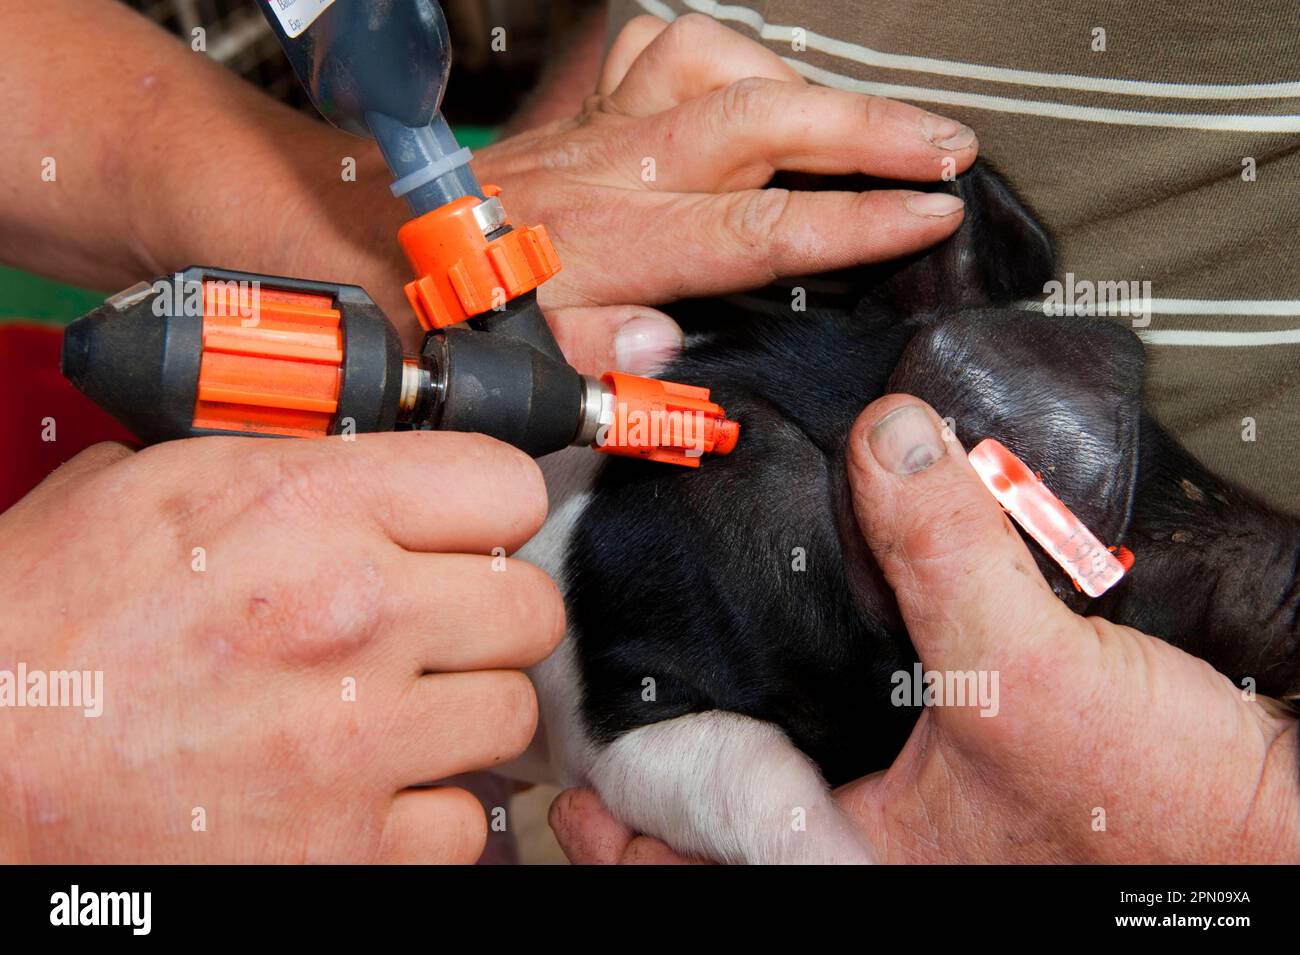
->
left=471, top=14, right=978, bottom=372
left=0, top=432, right=562, bottom=863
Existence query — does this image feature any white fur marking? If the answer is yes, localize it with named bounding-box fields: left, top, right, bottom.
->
left=589, top=711, right=876, bottom=864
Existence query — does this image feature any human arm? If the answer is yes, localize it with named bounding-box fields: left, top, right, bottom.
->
left=0, top=4, right=975, bottom=371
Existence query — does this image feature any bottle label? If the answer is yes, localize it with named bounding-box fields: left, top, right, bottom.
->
left=265, top=0, right=336, bottom=39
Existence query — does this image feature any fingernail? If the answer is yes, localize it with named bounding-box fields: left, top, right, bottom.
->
left=905, top=192, right=964, bottom=218
left=868, top=405, right=945, bottom=475
left=920, top=114, right=976, bottom=150
left=614, top=314, right=684, bottom=374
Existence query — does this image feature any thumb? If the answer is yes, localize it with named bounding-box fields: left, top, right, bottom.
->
left=549, top=788, right=697, bottom=865
left=545, top=304, right=684, bottom=377
left=548, top=788, right=634, bottom=864
left=847, top=395, right=1079, bottom=672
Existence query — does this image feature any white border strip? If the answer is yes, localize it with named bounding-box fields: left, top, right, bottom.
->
left=668, top=0, right=1300, bottom=100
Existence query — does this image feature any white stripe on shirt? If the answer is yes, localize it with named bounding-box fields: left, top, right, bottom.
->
left=1017, top=300, right=1300, bottom=346
left=634, top=0, right=1300, bottom=132
left=665, top=0, right=1300, bottom=99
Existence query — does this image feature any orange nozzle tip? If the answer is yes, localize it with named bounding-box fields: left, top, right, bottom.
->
left=713, top=419, right=741, bottom=455
left=594, top=371, right=740, bottom=467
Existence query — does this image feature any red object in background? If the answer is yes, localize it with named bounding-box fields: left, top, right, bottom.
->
left=0, top=323, right=137, bottom=514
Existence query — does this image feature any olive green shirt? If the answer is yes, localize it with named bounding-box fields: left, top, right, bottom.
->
left=609, top=0, right=1300, bottom=514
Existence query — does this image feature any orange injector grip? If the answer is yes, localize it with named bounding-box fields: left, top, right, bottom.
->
left=194, top=282, right=344, bottom=438
left=968, top=438, right=1132, bottom=597
left=595, top=371, right=740, bottom=468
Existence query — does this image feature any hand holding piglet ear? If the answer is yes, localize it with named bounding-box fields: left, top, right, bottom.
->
left=550, top=397, right=1300, bottom=864
left=836, top=396, right=1300, bottom=863
left=473, top=14, right=976, bottom=375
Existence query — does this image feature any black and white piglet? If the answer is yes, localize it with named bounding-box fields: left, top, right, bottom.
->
left=510, top=163, right=1300, bottom=864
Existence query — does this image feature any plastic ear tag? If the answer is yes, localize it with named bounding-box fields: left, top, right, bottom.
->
left=968, top=438, right=1129, bottom=598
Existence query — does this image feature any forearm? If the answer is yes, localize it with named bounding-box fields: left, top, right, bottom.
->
left=0, top=0, right=411, bottom=327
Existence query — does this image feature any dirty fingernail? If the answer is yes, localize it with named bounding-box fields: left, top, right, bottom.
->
left=614, top=313, right=684, bottom=374
left=868, top=405, right=945, bottom=474
left=905, top=192, right=964, bottom=218
left=921, top=115, right=976, bottom=150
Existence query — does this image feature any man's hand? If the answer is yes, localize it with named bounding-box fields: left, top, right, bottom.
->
left=474, top=14, right=977, bottom=372
left=0, top=433, right=562, bottom=863
left=550, top=396, right=1300, bottom=864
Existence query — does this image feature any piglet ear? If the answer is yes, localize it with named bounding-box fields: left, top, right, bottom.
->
left=886, top=309, right=1145, bottom=608
left=866, top=162, right=1056, bottom=317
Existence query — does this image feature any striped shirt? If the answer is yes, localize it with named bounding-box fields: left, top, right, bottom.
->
left=609, top=0, right=1300, bottom=514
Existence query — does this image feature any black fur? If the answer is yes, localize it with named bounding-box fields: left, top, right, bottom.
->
left=567, top=163, right=1300, bottom=787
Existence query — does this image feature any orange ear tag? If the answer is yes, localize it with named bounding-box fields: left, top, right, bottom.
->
left=967, top=438, right=1130, bottom=598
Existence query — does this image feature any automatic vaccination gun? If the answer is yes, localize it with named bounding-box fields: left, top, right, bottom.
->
left=61, top=0, right=738, bottom=467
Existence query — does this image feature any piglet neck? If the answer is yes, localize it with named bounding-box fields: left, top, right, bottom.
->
left=1091, top=418, right=1300, bottom=698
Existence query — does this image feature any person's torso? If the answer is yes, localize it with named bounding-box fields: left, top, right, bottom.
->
left=609, top=0, right=1300, bottom=513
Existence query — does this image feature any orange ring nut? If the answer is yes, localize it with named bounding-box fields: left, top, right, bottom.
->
left=397, top=186, right=562, bottom=331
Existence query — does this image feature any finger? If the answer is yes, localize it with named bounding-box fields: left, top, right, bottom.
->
left=343, top=433, right=547, bottom=554
left=548, top=788, right=637, bottom=864
left=845, top=395, right=1079, bottom=672
left=606, top=13, right=802, bottom=116
left=622, top=835, right=699, bottom=865
left=597, top=15, right=670, bottom=95
left=377, top=787, right=487, bottom=863
left=545, top=304, right=683, bottom=376
left=548, top=790, right=696, bottom=864
left=646, top=79, right=977, bottom=192
left=210, top=431, right=549, bottom=555
left=382, top=553, right=565, bottom=672
left=387, top=670, right=539, bottom=786
left=606, top=188, right=964, bottom=304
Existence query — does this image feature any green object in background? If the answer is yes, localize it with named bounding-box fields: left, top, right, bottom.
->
left=0, top=265, right=104, bottom=327
left=0, top=126, right=497, bottom=329
left=456, top=126, right=497, bottom=150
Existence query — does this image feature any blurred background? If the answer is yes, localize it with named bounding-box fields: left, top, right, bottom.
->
left=125, top=0, right=601, bottom=130
left=0, top=0, right=603, bottom=327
